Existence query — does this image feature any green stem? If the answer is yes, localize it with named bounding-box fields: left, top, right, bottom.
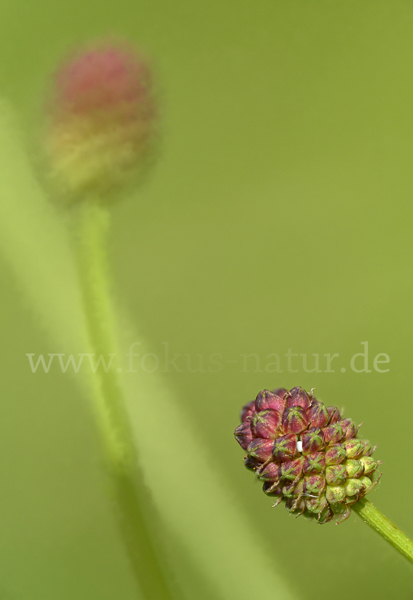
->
left=76, top=200, right=174, bottom=600
left=352, top=498, right=413, bottom=564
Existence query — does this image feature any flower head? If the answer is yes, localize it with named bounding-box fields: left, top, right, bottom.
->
left=44, top=38, right=157, bottom=201
left=234, top=386, right=382, bottom=524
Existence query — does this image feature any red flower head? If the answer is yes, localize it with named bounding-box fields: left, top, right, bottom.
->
left=235, top=386, right=382, bottom=524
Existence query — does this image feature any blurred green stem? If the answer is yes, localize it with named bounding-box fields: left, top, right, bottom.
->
left=76, top=200, right=174, bottom=600
left=353, top=498, right=413, bottom=564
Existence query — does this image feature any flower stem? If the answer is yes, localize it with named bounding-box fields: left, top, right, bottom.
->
left=76, top=200, right=174, bottom=600
left=352, top=498, right=413, bottom=564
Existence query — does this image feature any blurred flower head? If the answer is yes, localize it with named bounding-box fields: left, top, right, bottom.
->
left=44, top=38, right=157, bottom=201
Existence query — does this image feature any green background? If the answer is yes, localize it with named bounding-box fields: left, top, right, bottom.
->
left=0, top=1, right=412, bottom=598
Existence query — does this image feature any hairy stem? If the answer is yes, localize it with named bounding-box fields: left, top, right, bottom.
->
left=352, top=498, right=413, bottom=564
left=76, top=200, right=174, bottom=600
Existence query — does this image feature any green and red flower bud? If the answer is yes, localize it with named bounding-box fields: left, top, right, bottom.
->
left=307, top=401, right=329, bottom=428
left=286, top=386, right=311, bottom=410
left=255, top=390, right=286, bottom=413
left=301, top=428, right=325, bottom=454
left=339, top=418, right=356, bottom=440
left=286, top=494, right=306, bottom=515
left=281, top=481, right=297, bottom=498
left=344, top=438, right=365, bottom=459
left=304, top=474, right=325, bottom=495
left=345, top=478, right=366, bottom=497
left=318, top=504, right=334, bottom=524
left=281, top=457, right=304, bottom=481
left=252, top=409, right=281, bottom=439
left=326, top=465, right=347, bottom=485
left=325, top=444, right=346, bottom=465
left=361, top=440, right=376, bottom=456
left=327, top=406, right=341, bottom=424
left=234, top=421, right=253, bottom=450
left=273, top=433, right=298, bottom=461
left=247, top=438, right=274, bottom=462
left=345, top=459, right=364, bottom=479
left=359, top=476, right=373, bottom=490
left=326, top=484, right=346, bottom=504
left=303, top=452, right=325, bottom=475
left=282, top=406, right=309, bottom=434
left=257, top=461, right=280, bottom=482
left=322, top=423, right=344, bottom=445
left=360, top=456, right=378, bottom=475
left=306, top=493, right=328, bottom=515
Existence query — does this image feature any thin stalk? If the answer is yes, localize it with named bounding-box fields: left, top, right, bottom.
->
left=76, top=200, right=173, bottom=600
left=352, top=498, right=413, bottom=564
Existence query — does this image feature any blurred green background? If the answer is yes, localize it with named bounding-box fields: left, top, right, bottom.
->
left=0, top=1, right=413, bottom=598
